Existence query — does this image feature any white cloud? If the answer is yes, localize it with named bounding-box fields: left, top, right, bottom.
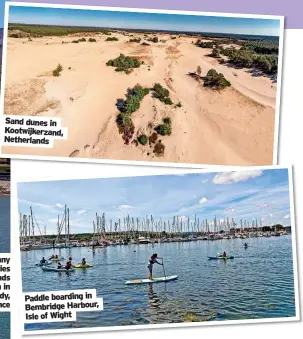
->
left=119, top=205, right=134, bottom=210
left=284, top=214, right=290, bottom=219
left=213, top=170, right=263, bottom=184
left=19, top=199, right=52, bottom=210
left=199, top=197, right=208, bottom=204
left=224, top=208, right=236, bottom=214
left=56, top=203, right=64, bottom=208
left=77, top=209, right=87, bottom=215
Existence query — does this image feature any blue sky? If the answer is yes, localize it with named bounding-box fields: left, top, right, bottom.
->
left=17, top=169, right=291, bottom=235
left=0, top=0, right=7, bottom=29
left=8, top=5, right=281, bottom=36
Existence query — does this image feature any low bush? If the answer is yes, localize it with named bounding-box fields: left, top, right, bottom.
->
left=153, top=83, right=173, bottom=105
left=137, top=134, right=148, bottom=145
left=153, top=141, right=165, bottom=156
left=52, top=64, right=63, bottom=77
left=149, top=132, right=158, bottom=144
left=106, top=37, right=119, bottom=41
left=88, top=38, right=96, bottom=42
left=107, top=54, right=141, bottom=73
left=129, top=38, right=141, bottom=43
left=204, top=69, right=231, bottom=89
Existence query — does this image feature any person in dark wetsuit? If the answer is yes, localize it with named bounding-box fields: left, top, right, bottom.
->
left=222, top=251, right=227, bottom=258
left=40, top=257, right=46, bottom=264
left=147, top=253, right=163, bottom=280
left=57, top=262, right=62, bottom=269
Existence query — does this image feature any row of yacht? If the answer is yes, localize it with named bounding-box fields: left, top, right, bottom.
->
left=20, top=230, right=289, bottom=251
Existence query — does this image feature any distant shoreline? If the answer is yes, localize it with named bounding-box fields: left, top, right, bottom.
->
left=8, top=23, right=279, bottom=40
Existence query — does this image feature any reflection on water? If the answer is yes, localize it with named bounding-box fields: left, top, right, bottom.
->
left=22, top=236, right=296, bottom=331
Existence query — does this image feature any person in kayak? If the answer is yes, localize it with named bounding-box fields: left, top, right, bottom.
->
left=81, top=258, right=87, bottom=265
left=57, top=262, right=62, bottom=269
left=244, top=242, right=248, bottom=247
left=65, top=261, right=72, bottom=270
left=222, top=251, right=227, bottom=258
left=147, top=253, right=163, bottom=280
left=40, top=257, right=46, bottom=264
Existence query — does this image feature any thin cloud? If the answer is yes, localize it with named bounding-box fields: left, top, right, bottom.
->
left=56, top=203, right=64, bottom=208
left=119, top=204, right=135, bottom=210
left=213, top=170, right=263, bottom=184
left=199, top=197, right=208, bottom=204
left=77, top=209, right=87, bottom=215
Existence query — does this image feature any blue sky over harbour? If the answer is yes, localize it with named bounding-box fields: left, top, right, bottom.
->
left=18, top=169, right=291, bottom=235
left=8, top=4, right=281, bottom=36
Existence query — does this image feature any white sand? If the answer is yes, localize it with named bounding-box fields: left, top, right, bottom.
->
left=2, top=32, right=277, bottom=165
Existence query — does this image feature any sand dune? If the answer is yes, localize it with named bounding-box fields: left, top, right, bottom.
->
left=2, top=32, right=277, bottom=165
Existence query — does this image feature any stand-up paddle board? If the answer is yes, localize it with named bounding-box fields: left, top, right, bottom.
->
left=125, top=275, right=178, bottom=285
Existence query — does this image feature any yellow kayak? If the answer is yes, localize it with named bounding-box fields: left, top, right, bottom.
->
left=74, top=264, right=93, bottom=268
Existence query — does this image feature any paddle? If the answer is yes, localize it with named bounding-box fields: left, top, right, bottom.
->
left=162, top=258, right=166, bottom=278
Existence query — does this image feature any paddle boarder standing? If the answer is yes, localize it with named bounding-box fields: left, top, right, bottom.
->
left=147, top=253, right=163, bottom=280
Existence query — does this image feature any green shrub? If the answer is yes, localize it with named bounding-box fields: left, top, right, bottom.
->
left=52, top=64, right=63, bottom=77
left=78, top=37, right=86, bottom=42
left=53, top=69, right=60, bottom=77
left=204, top=69, right=231, bottom=89
left=119, top=85, right=150, bottom=114
left=195, top=40, right=214, bottom=48
left=106, top=37, right=119, bottom=41
left=116, top=113, right=132, bottom=128
left=137, top=134, right=148, bottom=145
left=161, top=97, right=173, bottom=105
left=156, top=123, right=172, bottom=136
left=107, top=54, right=141, bottom=73
left=129, top=38, right=141, bottom=43
left=71, top=40, right=79, bottom=43
left=163, top=117, right=171, bottom=125
left=153, top=83, right=169, bottom=99
left=176, top=102, right=182, bottom=108
left=210, top=48, right=220, bottom=58
left=88, top=38, right=96, bottom=42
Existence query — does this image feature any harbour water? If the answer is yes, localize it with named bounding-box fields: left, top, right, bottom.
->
left=0, top=196, right=10, bottom=253
left=22, top=235, right=296, bottom=331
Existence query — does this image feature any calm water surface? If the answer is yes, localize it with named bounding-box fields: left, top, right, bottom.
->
left=0, top=196, right=10, bottom=253
left=22, top=236, right=296, bottom=331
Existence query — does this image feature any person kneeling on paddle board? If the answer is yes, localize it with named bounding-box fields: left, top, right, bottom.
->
left=147, top=253, right=163, bottom=280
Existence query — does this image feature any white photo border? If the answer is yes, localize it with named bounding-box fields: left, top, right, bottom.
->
left=11, top=164, right=300, bottom=335
left=0, top=1, right=284, bottom=168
